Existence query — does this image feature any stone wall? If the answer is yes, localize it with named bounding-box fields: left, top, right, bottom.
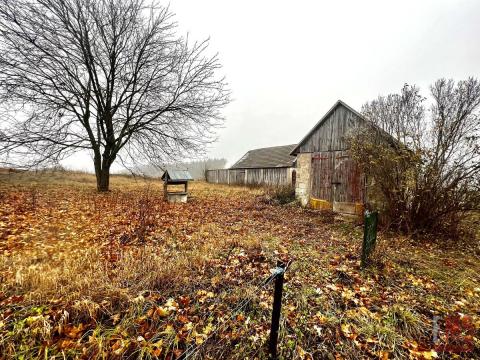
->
left=295, top=153, right=312, bottom=206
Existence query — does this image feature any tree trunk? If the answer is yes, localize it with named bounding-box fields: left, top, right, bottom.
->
left=97, top=167, right=110, bottom=192
left=94, top=156, right=111, bottom=192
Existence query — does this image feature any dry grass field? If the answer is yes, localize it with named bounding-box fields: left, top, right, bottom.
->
left=0, top=171, right=479, bottom=359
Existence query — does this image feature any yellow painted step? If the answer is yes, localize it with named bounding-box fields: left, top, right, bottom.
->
left=309, top=197, right=332, bottom=210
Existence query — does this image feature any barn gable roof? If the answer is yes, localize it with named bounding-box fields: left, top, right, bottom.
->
left=231, top=144, right=297, bottom=169
left=290, top=100, right=367, bottom=155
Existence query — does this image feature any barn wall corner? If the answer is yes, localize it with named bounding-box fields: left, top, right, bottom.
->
left=295, top=153, right=311, bottom=206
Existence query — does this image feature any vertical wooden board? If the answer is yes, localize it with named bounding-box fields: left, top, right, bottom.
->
left=246, top=169, right=255, bottom=185
left=331, top=108, right=339, bottom=151
left=333, top=150, right=348, bottom=202
left=230, top=170, right=235, bottom=184
left=332, top=107, right=350, bottom=150
left=208, top=170, right=218, bottom=183
left=263, top=169, right=269, bottom=185
left=348, top=158, right=365, bottom=202
left=240, top=170, right=246, bottom=184
left=279, top=169, right=286, bottom=186
left=332, top=151, right=365, bottom=203
left=207, top=168, right=291, bottom=186
left=297, top=103, right=364, bottom=153
left=230, top=169, right=245, bottom=185
left=259, top=168, right=288, bottom=186
left=246, top=169, right=256, bottom=185
left=311, top=151, right=333, bottom=201
left=274, top=168, right=286, bottom=186
left=218, top=169, right=228, bottom=183
left=206, top=170, right=212, bottom=182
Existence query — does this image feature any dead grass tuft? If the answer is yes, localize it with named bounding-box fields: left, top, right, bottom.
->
left=1, top=243, right=217, bottom=323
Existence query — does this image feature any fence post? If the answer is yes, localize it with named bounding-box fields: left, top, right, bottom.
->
left=269, top=261, right=285, bottom=359
left=361, top=210, right=378, bottom=268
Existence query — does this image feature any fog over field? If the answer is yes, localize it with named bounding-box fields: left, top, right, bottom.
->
left=0, top=1, right=479, bottom=358
left=59, top=0, right=480, bottom=172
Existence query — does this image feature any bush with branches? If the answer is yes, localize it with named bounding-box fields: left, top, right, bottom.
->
left=349, top=79, right=480, bottom=237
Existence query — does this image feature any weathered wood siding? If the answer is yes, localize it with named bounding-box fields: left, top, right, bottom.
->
left=206, top=169, right=218, bottom=183
left=298, top=103, right=366, bottom=210
left=311, top=150, right=365, bottom=203
left=229, top=169, right=245, bottom=184
left=297, top=104, right=363, bottom=153
left=311, top=152, right=333, bottom=201
left=263, top=168, right=289, bottom=186
left=206, top=168, right=292, bottom=187
left=217, top=169, right=229, bottom=183
left=245, top=169, right=263, bottom=185
left=332, top=150, right=364, bottom=203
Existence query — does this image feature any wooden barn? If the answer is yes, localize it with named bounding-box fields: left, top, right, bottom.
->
left=206, top=144, right=296, bottom=186
left=206, top=99, right=373, bottom=214
left=291, top=100, right=366, bottom=214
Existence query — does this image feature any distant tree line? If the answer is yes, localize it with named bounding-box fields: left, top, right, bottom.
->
left=131, top=158, right=227, bottom=180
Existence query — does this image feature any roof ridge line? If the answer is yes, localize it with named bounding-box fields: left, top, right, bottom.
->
left=247, top=143, right=297, bottom=152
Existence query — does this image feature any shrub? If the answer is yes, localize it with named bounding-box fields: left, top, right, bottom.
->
left=264, top=185, right=296, bottom=205
left=349, top=79, right=480, bottom=237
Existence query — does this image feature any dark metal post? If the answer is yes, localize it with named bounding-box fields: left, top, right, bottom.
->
left=269, top=261, right=285, bottom=359
left=361, top=210, right=379, bottom=268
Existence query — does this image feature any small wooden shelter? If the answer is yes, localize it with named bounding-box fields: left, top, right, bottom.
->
left=161, top=170, right=193, bottom=203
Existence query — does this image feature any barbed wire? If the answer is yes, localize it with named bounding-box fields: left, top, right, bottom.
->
left=162, top=254, right=277, bottom=353
left=180, top=275, right=276, bottom=359
left=180, top=262, right=290, bottom=359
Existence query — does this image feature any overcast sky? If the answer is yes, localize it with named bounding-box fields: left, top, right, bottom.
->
left=64, top=0, right=480, bottom=170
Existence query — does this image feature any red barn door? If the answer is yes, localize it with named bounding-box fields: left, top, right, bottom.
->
left=311, top=151, right=365, bottom=214
left=311, top=151, right=334, bottom=201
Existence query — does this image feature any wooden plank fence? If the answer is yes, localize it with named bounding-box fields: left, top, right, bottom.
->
left=206, top=167, right=294, bottom=187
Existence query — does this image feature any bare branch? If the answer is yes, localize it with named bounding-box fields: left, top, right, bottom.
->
left=0, top=0, right=230, bottom=191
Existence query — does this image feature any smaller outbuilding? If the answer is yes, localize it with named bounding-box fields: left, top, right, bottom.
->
left=161, top=170, right=193, bottom=203
left=206, top=144, right=297, bottom=186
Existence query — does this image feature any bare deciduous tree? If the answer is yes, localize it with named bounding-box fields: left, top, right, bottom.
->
left=361, top=84, right=426, bottom=149
left=0, top=0, right=229, bottom=191
left=350, top=78, right=480, bottom=236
